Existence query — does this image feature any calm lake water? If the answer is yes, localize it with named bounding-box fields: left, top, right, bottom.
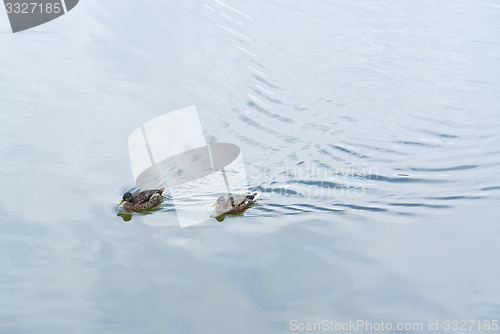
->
left=1, top=0, right=500, bottom=333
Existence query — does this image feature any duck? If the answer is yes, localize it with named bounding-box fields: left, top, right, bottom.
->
left=118, top=186, right=166, bottom=211
left=211, top=193, right=259, bottom=215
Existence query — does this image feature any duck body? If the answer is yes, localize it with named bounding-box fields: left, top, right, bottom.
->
left=212, top=193, right=259, bottom=214
left=119, top=186, right=166, bottom=212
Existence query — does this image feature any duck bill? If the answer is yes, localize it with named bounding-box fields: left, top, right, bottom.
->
left=210, top=202, right=217, bottom=207
left=117, top=199, right=125, bottom=205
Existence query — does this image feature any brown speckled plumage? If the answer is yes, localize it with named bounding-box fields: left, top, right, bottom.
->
left=120, top=186, right=166, bottom=211
left=213, top=193, right=259, bottom=214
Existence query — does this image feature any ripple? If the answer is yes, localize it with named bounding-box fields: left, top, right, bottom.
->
left=236, top=111, right=299, bottom=144
left=363, top=174, right=450, bottom=183
left=408, top=165, right=477, bottom=172
left=327, top=144, right=370, bottom=159
left=246, top=99, right=293, bottom=123
left=388, top=203, right=451, bottom=209
left=481, top=186, right=500, bottom=191
left=332, top=204, right=388, bottom=212
left=397, top=141, right=441, bottom=148
left=250, top=87, right=283, bottom=105
left=430, top=195, right=483, bottom=200
left=251, top=74, right=280, bottom=89
left=211, top=0, right=253, bottom=20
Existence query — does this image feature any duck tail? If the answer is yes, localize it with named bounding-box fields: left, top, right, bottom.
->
left=247, top=192, right=259, bottom=201
left=158, top=186, right=166, bottom=195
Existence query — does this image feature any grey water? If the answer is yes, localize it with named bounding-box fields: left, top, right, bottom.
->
left=1, top=0, right=500, bottom=333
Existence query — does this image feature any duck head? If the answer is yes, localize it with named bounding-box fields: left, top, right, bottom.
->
left=118, top=192, right=133, bottom=205
left=210, top=196, right=226, bottom=207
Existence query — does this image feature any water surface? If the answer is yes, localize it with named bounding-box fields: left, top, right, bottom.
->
left=1, top=0, right=500, bottom=333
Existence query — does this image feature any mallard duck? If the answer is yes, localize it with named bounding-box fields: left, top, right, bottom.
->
left=211, top=193, right=259, bottom=215
left=118, top=186, right=166, bottom=211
